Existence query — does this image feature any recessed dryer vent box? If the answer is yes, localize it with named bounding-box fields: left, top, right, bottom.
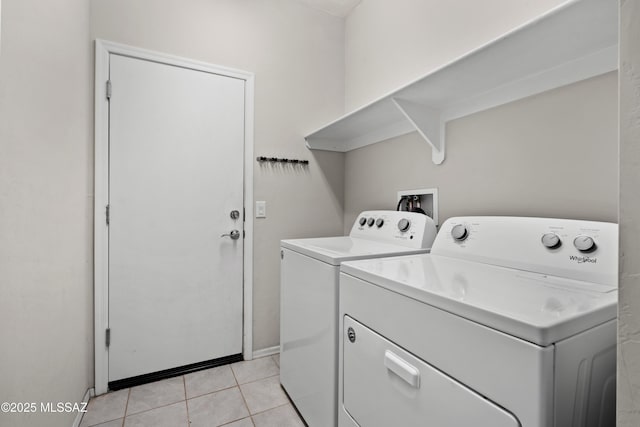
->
left=397, top=188, right=439, bottom=227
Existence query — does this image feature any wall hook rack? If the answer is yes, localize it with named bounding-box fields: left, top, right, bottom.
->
left=256, top=156, right=309, bottom=165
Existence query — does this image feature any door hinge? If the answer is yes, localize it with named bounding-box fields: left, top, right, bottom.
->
left=106, top=204, right=110, bottom=226
left=243, top=207, right=245, bottom=222
left=243, top=230, right=246, bottom=239
left=105, top=328, right=111, bottom=347
left=106, top=80, right=112, bottom=100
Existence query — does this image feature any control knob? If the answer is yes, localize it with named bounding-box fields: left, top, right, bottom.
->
left=574, top=235, right=596, bottom=253
left=451, top=224, right=468, bottom=241
left=367, top=218, right=375, bottom=227
left=397, top=219, right=411, bottom=232
left=541, top=233, right=561, bottom=249
left=376, top=218, right=384, bottom=228
left=359, top=217, right=367, bottom=226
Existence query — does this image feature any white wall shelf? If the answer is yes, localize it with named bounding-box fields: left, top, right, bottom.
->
left=304, top=0, right=618, bottom=164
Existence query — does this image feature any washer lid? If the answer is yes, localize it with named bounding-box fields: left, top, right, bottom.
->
left=341, top=254, right=617, bottom=346
left=281, top=237, right=429, bottom=266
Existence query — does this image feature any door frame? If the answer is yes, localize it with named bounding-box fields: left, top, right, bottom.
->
left=93, top=39, right=255, bottom=395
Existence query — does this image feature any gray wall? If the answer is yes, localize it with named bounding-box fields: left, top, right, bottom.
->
left=618, top=0, right=640, bottom=424
left=345, top=0, right=567, bottom=110
left=0, top=1, right=94, bottom=426
left=90, top=0, right=346, bottom=352
left=344, top=73, right=618, bottom=229
left=343, top=0, right=618, bottom=231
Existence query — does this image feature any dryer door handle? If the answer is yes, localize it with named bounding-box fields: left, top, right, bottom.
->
left=384, top=350, right=421, bottom=388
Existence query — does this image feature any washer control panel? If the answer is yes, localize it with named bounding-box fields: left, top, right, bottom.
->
left=573, top=235, right=596, bottom=253
left=432, top=216, right=618, bottom=286
left=350, top=210, right=438, bottom=249
left=397, top=218, right=411, bottom=232
left=540, top=232, right=599, bottom=253
left=541, top=232, right=561, bottom=249
left=451, top=224, right=469, bottom=241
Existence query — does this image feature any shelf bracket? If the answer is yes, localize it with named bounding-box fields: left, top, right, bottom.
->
left=392, top=98, right=445, bottom=165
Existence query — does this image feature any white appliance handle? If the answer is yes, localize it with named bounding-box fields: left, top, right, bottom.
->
left=384, top=350, right=421, bottom=388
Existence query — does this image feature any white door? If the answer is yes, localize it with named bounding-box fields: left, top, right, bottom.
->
left=108, top=54, right=245, bottom=382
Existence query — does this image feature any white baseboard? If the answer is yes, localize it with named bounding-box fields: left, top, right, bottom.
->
left=71, top=388, right=95, bottom=427
left=252, top=345, right=280, bottom=359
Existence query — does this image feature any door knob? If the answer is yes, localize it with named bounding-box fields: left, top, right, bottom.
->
left=221, top=230, right=241, bottom=240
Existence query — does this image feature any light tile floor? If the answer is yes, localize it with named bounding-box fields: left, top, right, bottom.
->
left=80, top=354, right=305, bottom=427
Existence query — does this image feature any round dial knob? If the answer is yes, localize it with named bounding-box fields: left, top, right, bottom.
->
left=541, top=233, right=561, bottom=249
left=451, top=224, right=469, bottom=241
left=397, top=218, right=411, bottom=232
left=359, top=217, right=367, bottom=226
left=574, top=235, right=596, bottom=253
left=367, top=218, right=375, bottom=227
left=376, top=218, right=384, bottom=228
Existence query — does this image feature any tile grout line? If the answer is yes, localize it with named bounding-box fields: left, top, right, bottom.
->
left=123, top=398, right=186, bottom=418
left=217, top=415, right=255, bottom=427
left=233, top=357, right=279, bottom=382
left=183, top=362, right=278, bottom=400
left=250, top=401, right=291, bottom=417
left=182, top=375, right=190, bottom=427
left=123, top=388, right=131, bottom=419
left=120, top=388, right=131, bottom=427
left=101, top=390, right=124, bottom=427
left=122, top=376, right=191, bottom=419
left=231, top=363, right=254, bottom=419
left=239, top=373, right=280, bottom=387
left=186, top=382, right=238, bottom=400
left=83, top=390, right=129, bottom=427
left=233, top=358, right=281, bottom=386
left=239, top=374, right=292, bottom=422
left=231, top=356, right=283, bottom=420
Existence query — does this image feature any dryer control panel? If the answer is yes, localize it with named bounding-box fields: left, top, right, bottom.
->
left=432, top=216, right=618, bottom=286
left=350, top=210, right=437, bottom=249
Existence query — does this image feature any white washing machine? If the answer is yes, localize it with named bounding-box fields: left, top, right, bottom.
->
left=339, top=216, right=617, bottom=427
left=280, top=210, right=438, bottom=427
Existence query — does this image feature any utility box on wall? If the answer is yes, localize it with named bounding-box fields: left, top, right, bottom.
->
left=397, top=188, right=439, bottom=227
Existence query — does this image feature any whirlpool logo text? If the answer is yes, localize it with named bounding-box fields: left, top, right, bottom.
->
left=569, top=255, right=597, bottom=264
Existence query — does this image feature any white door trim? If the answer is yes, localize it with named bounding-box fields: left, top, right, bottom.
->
left=94, top=39, right=255, bottom=395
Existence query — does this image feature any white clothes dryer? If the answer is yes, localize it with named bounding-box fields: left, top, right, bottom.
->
left=339, top=216, right=617, bottom=427
left=280, top=210, right=438, bottom=427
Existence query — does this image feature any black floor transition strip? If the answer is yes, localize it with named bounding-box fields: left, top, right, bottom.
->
left=108, top=353, right=244, bottom=390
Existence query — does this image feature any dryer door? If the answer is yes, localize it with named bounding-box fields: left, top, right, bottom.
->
left=342, top=316, right=520, bottom=427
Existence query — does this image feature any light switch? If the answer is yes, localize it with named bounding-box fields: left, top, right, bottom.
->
left=256, top=201, right=266, bottom=218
